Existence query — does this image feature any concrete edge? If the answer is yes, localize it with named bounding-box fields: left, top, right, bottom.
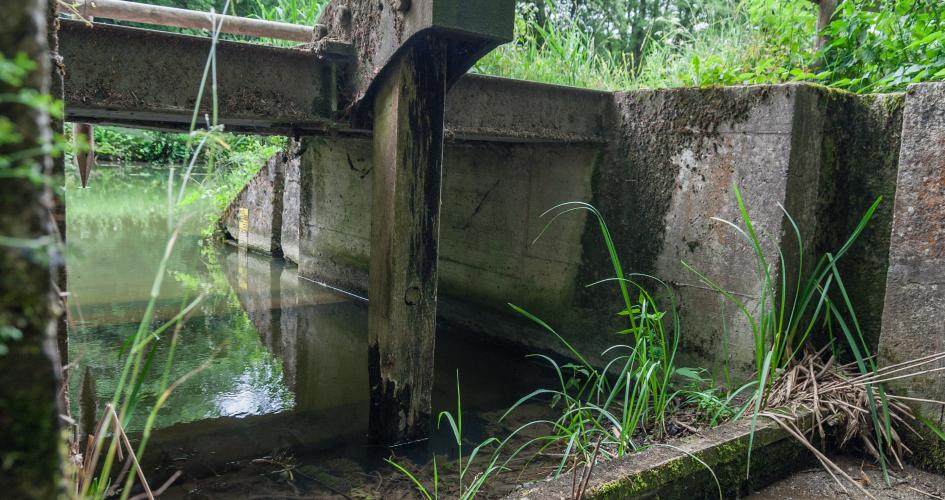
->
left=514, top=414, right=812, bottom=499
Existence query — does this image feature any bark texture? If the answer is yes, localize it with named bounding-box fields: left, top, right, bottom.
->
left=0, top=0, right=64, bottom=497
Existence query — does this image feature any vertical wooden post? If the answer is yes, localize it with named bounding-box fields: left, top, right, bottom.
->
left=74, top=122, right=94, bottom=188
left=367, top=34, right=448, bottom=443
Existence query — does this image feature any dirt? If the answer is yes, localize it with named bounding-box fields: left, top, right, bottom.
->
left=747, top=454, right=945, bottom=500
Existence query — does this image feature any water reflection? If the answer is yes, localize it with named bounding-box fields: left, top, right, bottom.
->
left=67, top=164, right=551, bottom=474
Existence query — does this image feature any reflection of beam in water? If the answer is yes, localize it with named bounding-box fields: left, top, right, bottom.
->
left=221, top=246, right=369, bottom=414
left=137, top=248, right=373, bottom=475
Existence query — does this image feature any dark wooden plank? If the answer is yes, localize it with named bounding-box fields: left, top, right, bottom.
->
left=367, top=34, right=448, bottom=443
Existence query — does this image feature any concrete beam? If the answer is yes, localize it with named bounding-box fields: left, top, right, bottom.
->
left=315, top=0, right=514, bottom=117
left=59, top=20, right=344, bottom=134
left=58, top=21, right=609, bottom=142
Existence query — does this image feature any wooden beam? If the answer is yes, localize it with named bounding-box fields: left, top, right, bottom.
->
left=57, top=0, right=314, bottom=43
left=367, top=34, right=448, bottom=443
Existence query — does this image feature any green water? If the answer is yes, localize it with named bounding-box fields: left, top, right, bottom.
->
left=65, top=164, right=550, bottom=470
left=67, top=164, right=297, bottom=430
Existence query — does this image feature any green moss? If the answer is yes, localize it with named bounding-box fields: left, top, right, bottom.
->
left=905, top=423, right=945, bottom=474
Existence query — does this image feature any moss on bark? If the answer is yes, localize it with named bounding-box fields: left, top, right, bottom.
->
left=0, top=0, right=64, bottom=497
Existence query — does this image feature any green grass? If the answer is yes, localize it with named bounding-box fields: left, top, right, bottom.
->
left=499, top=202, right=703, bottom=476
left=387, top=372, right=520, bottom=500
left=73, top=5, right=247, bottom=498
left=682, top=184, right=894, bottom=478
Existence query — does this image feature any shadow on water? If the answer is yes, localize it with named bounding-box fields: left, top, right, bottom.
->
left=67, top=164, right=555, bottom=484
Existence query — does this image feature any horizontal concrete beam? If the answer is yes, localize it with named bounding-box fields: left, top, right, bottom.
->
left=446, top=75, right=610, bottom=143
left=60, top=20, right=343, bottom=134
left=59, top=21, right=611, bottom=142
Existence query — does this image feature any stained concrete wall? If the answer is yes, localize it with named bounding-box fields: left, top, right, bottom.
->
left=878, top=82, right=945, bottom=472
left=296, top=136, right=599, bottom=356
left=223, top=140, right=300, bottom=257
left=225, top=81, right=917, bottom=377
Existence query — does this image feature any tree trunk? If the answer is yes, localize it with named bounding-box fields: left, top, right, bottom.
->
left=0, top=0, right=64, bottom=497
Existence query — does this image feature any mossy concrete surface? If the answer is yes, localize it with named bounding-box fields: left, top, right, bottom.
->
left=226, top=81, right=911, bottom=374
left=514, top=415, right=811, bottom=499
left=878, top=81, right=945, bottom=474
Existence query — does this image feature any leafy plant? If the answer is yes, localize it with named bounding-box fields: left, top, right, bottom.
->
left=387, top=372, right=519, bottom=500
left=501, top=203, right=696, bottom=475
left=819, top=0, right=945, bottom=92
left=682, top=184, right=894, bottom=478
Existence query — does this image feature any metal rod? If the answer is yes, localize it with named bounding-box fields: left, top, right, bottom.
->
left=57, top=0, right=314, bottom=43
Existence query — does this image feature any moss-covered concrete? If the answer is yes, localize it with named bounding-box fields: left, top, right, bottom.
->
left=515, top=415, right=812, bottom=499
left=812, top=88, right=904, bottom=354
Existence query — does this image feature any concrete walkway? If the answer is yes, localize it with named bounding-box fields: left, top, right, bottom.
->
left=748, top=454, right=945, bottom=499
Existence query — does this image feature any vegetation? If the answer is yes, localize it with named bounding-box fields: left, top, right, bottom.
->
left=502, top=203, right=692, bottom=472
left=35, top=0, right=945, bottom=498
left=477, top=0, right=945, bottom=93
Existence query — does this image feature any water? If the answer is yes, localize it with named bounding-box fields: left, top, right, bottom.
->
left=66, top=164, right=553, bottom=485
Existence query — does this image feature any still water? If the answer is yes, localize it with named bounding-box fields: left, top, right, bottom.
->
left=66, top=164, right=550, bottom=479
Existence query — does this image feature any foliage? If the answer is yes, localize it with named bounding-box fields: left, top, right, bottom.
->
left=387, top=373, right=519, bottom=500
left=501, top=203, right=700, bottom=475
left=477, top=0, right=944, bottom=92
left=819, top=0, right=945, bottom=92
left=475, top=2, right=636, bottom=90
left=91, top=127, right=192, bottom=165
left=682, top=185, right=895, bottom=477
left=0, top=52, right=69, bottom=180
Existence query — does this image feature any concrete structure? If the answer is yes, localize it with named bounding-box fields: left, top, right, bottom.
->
left=878, top=82, right=945, bottom=472
left=52, top=7, right=945, bottom=469
left=229, top=82, right=909, bottom=378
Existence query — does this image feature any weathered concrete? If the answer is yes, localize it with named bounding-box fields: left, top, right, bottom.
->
left=59, top=20, right=343, bottom=134
left=223, top=141, right=300, bottom=256
left=295, top=137, right=597, bottom=352
left=0, top=0, right=64, bottom=496
left=315, top=0, right=513, bottom=116
left=516, top=415, right=811, bottom=499
left=58, top=20, right=611, bottom=142
left=878, top=82, right=945, bottom=473
left=234, top=82, right=917, bottom=379
left=280, top=145, right=302, bottom=263
left=813, top=90, right=904, bottom=353
left=591, top=85, right=823, bottom=376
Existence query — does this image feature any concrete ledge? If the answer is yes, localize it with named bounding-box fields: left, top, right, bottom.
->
left=60, top=21, right=341, bottom=134
left=446, top=75, right=611, bottom=143
left=60, top=22, right=611, bottom=143
left=515, top=416, right=811, bottom=499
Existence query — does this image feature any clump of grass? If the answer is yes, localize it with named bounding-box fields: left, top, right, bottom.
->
left=387, top=372, right=523, bottom=500
left=501, top=202, right=702, bottom=476
left=474, top=1, right=635, bottom=90
left=684, top=184, right=945, bottom=490
left=68, top=3, right=237, bottom=498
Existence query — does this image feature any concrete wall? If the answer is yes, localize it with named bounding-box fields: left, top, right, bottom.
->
left=878, top=82, right=945, bottom=472
left=222, top=78, right=945, bottom=467
left=225, top=82, right=916, bottom=376
left=223, top=140, right=300, bottom=258
left=296, top=136, right=599, bottom=356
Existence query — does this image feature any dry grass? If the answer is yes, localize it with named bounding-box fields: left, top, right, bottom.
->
left=758, top=349, right=945, bottom=499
